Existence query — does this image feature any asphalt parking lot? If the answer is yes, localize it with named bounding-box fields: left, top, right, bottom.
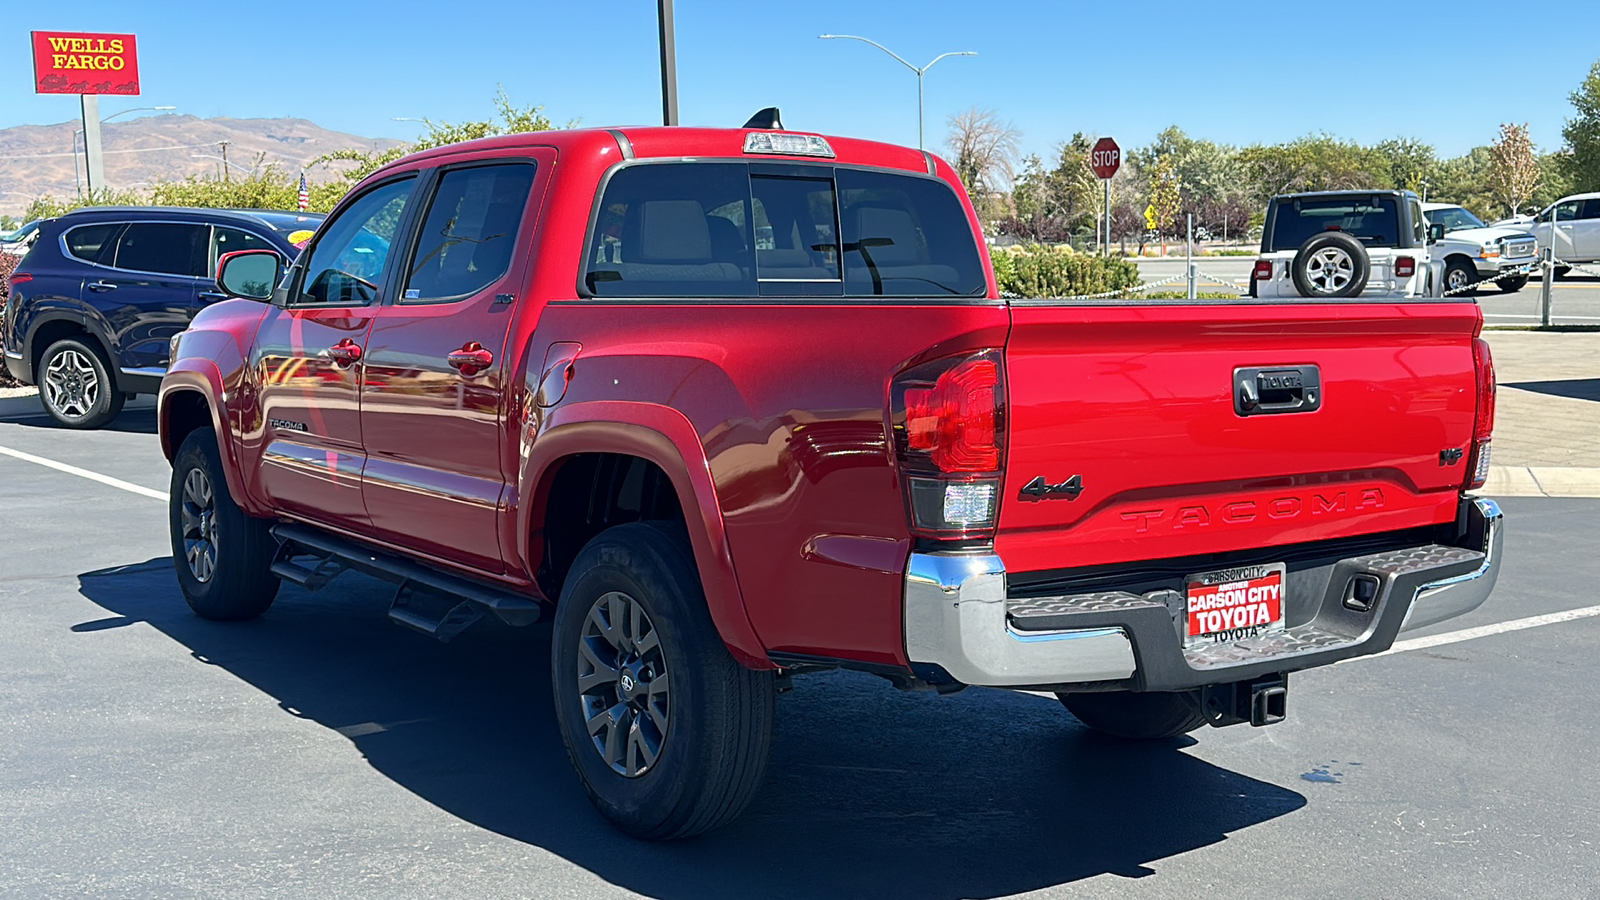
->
left=1136, top=258, right=1600, bottom=324
left=3, top=401, right=1599, bottom=899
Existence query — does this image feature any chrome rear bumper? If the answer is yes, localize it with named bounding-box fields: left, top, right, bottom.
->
left=903, top=498, right=1503, bottom=690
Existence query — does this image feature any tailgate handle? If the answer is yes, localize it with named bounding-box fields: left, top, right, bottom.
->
left=1235, top=365, right=1320, bottom=417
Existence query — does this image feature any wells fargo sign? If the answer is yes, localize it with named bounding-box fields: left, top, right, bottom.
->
left=31, top=31, right=140, bottom=95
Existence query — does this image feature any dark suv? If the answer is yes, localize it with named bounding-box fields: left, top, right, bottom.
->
left=3, top=207, right=322, bottom=427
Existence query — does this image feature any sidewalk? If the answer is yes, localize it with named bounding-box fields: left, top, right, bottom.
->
left=1481, top=330, right=1600, bottom=498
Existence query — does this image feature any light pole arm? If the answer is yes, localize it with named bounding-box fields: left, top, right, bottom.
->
left=818, top=34, right=921, bottom=74
left=920, top=51, right=977, bottom=74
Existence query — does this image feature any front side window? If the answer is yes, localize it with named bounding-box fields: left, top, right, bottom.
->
left=64, top=223, right=121, bottom=265
left=1426, top=206, right=1485, bottom=233
left=297, top=178, right=413, bottom=306
left=403, top=163, right=535, bottom=302
left=838, top=170, right=987, bottom=297
left=1553, top=201, right=1581, bottom=222
left=114, top=223, right=208, bottom=277
left=584, top=163, right=754, bottom=297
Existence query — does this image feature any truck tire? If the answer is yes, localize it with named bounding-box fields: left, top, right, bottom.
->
left=38, top=337, right=125, bottom=429
left=1443, top=259, right=1478, bottom=296
left=1290, top=232, right=1369, bottom=298
left=169, top=427, right=280, bottom=621
left=1499, top=275, right=1529, bottom=293
left=1058, top=690, right=1207, bottom=740
left=551, top=522, right=775, bottom=840
left=1555, top=265, right=1571, bottom=279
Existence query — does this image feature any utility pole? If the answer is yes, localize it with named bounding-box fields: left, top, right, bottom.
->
left=657, top=0, right=679, bottom=126
left=219, top=141, right=232, bottom=183
left=81, top=95, right=105, bottom=200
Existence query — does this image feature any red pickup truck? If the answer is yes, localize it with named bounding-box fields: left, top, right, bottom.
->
left=159, top=120, right=1504, bottom=840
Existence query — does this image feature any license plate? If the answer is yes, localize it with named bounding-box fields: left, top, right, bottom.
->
left=1184, top=563, right=1286, bottom=648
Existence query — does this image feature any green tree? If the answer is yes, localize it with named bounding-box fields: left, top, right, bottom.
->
left=1560, top=58, right=1600, bottom=189
left=1373, top=137, right=1437, bottom=191
left=1236, top=135, right=1387, bottom=203
left=1144, top=154, right=1182, bottom=250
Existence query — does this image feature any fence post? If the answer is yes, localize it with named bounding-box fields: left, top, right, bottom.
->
left=1186, top=213, right=1196, bottom=300
left=1540, top=247, right=1554, bottom=327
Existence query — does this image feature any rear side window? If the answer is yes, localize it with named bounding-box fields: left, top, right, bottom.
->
left=585, top=163, right=754, bottom=297
left=114, top=223, right=208, bottom=277
left=64, top=223, right=122, bottom=265
left=582, top=162, right=985, bottom=299
left=1269, top=197, right=1401, bottom=251
left=403, top=163, right=535, bottom=302
left=838, top=170, right=986, bottom=297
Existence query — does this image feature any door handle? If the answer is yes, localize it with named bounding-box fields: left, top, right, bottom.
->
left=87, top=281, right=118, bottom=292
left=197, top=290, right=229, bottom=302
left=447, top=342, right=494, bottom=376
left=1234, top=365, right=1321, bottom=417
left=326, top=338, right=363, bottom=366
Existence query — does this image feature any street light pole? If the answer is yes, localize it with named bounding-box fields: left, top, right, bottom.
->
left=658, top=0, right=679, bottom=126
left=71, top=106, right=175, bottom=200
left=818, top=35, right=975, bottom=150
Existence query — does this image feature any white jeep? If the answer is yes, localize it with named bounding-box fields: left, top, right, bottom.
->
left=1250, top=190, right=1443, bottom=300
left=1422, top=202, right=1539, bottom=294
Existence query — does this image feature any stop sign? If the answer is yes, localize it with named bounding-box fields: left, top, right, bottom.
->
left=1089, top=137, right=1121, bottom=179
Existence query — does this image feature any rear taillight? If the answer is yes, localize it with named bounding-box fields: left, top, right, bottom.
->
left=1466, top=337, right=1495, bottom=490
left=893, top=350, right=1005, bottom=538
left=1253, top=260, right=1273, bottom=280
left=1395, top=256, right=1416, bottom=278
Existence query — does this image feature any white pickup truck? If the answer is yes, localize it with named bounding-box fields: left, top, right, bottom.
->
left=1422, top=202, right=1539, bottom=294
left=1250, top=190, right=1443, bottom=299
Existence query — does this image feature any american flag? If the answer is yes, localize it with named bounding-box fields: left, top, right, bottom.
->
left=296, top=172, right=309, bottom=211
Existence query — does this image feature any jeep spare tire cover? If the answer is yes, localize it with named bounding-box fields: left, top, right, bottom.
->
left=1291, top=232, right=1369, bottom=299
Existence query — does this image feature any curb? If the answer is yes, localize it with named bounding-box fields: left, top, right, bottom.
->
left=1480, top=465, right=1600, bottom=499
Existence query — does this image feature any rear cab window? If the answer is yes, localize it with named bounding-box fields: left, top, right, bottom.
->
left=582, top=162, right=985, bottom=299
left=1266, top=196, right=1402, bottom=252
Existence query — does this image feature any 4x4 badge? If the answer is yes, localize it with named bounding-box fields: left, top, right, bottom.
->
left=1019, top=474, right=1083, bottom=502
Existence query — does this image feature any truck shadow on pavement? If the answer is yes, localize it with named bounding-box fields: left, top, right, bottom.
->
left=76, top=558, right=1306, bottom=899
left=1504, top=379, right=1600, bottom=403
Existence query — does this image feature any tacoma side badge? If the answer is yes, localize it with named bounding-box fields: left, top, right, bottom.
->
left=1019, top=474, right=1083, bottom=501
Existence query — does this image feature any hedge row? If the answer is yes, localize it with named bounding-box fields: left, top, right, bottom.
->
left=990, top=244, right=1142, bottom=299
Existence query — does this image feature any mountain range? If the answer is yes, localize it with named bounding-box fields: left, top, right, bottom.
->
left=0, top=114, right=405, bottom=217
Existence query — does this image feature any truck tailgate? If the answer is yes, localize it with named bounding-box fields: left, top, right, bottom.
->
left=997, top=301, right=1482, bottom=573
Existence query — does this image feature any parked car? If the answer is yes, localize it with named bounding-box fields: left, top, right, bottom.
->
left=1249, top=190, right=1444, bottom=298
left=0, top=219, right=43, bottom=258
left=162, top=120, right=1502, bottom=840
left=2, top=207, right=322, bottom=428
left=1421, top=202, right=1539, bottom=294
left=1518, top=192, right=1600, bottom=278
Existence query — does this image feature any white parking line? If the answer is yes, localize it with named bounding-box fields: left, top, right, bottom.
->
left=0, top=444, right=168, bottom=501
left=1372, top=604, right=1600, bottom=658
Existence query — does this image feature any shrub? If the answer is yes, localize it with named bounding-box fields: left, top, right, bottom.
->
left=992, top=243, right=1141, bottom=298
left=0, top=252, right=19, bottom=387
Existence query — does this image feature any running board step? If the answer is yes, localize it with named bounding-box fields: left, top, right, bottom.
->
left=270, top=523, right=545, bottom=632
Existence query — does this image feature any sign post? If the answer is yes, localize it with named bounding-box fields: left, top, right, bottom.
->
left=1089, top=137, right=1121, bottom=256
left=30, top=31, right=140, bottom=199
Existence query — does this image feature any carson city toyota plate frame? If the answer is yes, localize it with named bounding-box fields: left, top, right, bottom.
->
left=1184, top=563, right=1287, bottom=649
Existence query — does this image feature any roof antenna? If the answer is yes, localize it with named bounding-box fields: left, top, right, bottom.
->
left=742, top=107, right=783, bottom=130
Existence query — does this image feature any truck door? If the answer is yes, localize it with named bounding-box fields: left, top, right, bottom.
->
left=358, top=154, right=550, bottom=574
left=248, top=176, right=418, bottom=529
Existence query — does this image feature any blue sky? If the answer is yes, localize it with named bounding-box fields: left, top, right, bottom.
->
left=4, top=0, right=1595, bottom=161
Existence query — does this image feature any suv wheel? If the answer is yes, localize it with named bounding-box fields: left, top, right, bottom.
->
left=38, top=338, right=125, bottom=429
left=1444, top=259, right=1477, bottom=296
left=1290, top=232, right=1370, bottom=299
left=1058, top=690, right=1207, bottom=740
left=551, top=522, right=775, bottom=840
left=170, top=427, right=280, bottom=620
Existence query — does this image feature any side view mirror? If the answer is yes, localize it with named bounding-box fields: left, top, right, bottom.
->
left=216, top=249, right=282, bottom=302
left=1427, top=223, right=1445, bottom=243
